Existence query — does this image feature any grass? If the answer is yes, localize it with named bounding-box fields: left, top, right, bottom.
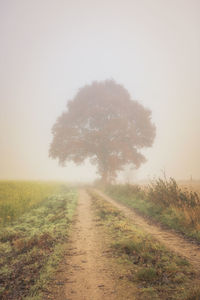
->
left=0, top=181, right=63, bottom=225
left=0, top=183, right=77, bottom=300
left=104, top=178, right=200, bottom=242
left=89, top=190, right=200, bottom=300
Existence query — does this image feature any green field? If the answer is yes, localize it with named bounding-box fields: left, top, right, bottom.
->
left=0, top=181, right=65, bottom=225
left=0, top=181, right=77, bottom=299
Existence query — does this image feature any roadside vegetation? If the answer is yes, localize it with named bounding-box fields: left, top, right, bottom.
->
left=89, top=190, right=200, bottom=300
left=0, top=182, right=77, bottom=300
left=104, top=178, right=200, bottom=242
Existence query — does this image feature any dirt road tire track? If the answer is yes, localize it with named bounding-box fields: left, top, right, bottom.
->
left=62, top=189, right=137, bottom=300
left=94, top=189, right=200, bottom=271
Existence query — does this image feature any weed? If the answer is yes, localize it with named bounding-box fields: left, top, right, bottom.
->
left=184, top=286, right=200, bottom=300
left=136, top=267, right=158, bottom=282
left=104, top=178, right=200, bottom=242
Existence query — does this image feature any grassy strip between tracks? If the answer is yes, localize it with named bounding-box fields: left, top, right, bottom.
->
left=89, top=189, right=200, bottom=300
left=0, top=185, right=77, bottom=300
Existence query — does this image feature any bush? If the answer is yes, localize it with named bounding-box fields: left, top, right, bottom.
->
left=148, top=178, right=200, bottom=208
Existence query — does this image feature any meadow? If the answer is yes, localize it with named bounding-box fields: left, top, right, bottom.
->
left=0, top=181, right=77, bottom=299
left=0, top=181, right=64, bottom=225
left=104, top=178, right=200, bottom=242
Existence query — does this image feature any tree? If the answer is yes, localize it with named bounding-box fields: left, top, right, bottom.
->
left=49, top=80, right=156, bottom=183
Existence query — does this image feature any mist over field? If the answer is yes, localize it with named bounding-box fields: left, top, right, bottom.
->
left=1, top=3, right=200, bottom=298
left=0, top=0, right=200, bottom=182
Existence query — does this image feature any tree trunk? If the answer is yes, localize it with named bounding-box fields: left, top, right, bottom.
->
left=101, top=169, right=110, bottom=185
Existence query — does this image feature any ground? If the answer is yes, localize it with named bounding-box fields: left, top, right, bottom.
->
left=49, top=189, right=137, bottom=300
left=48, top=189, right=200, bottom=299
left=95, top=189, right=200, bottom=270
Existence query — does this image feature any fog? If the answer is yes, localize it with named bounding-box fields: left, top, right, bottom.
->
left=0, top=0, right=200, bottom=182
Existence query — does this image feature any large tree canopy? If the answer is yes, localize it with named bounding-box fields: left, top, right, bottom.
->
left=49, top=80, right=156, bottom=183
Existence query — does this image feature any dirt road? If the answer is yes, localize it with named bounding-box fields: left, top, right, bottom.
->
left=95, top=189, right=200, bottom=271
left=49, top=188, right=200, bottom=300
left=62, top=189, right=136, bottom=300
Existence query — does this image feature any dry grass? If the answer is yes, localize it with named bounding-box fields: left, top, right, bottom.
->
left=147, top=178, right=200, bottom=232
left=104, top=178, right=200, bottom=241
left=179, top=182, right=200, bottom=230
left=178, top=180, right=200, bottom=192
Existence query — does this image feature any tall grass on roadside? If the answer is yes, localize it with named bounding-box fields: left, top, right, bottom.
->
left=104, top=178, right=200, bottom=242
left=148, top=177, right=200, bottom=208
left=0, top=181, right=63, bottom=225
left=148, top=178, right=200, bottom=232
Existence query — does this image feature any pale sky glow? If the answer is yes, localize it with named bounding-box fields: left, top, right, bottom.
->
left=0, top=0, right=200, bottom=182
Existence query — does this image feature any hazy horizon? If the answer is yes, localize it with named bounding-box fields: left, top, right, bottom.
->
left=0, top=0, right=200, bottom=182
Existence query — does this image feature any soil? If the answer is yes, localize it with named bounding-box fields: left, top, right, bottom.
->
left=49, top=188, right=200, bottom=299
left=95, top=189, right=200, bottom=271
left=48, top=189, right=137, bottom=300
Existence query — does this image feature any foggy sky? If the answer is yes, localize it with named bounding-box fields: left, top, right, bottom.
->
left=0, top=0, right=200, bottom=182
